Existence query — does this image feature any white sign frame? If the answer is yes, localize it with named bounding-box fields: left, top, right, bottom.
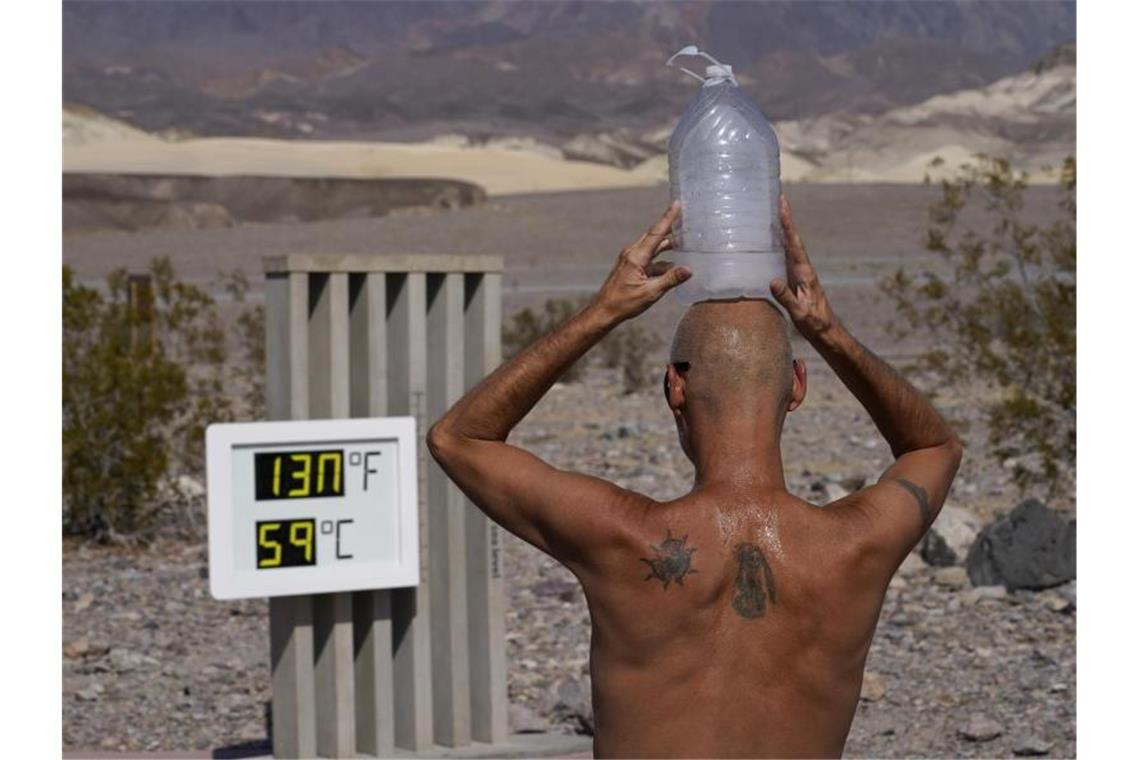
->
left=206, top=416, right=419, bottom=600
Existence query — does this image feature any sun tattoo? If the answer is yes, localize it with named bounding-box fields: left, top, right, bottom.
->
left=640, top=530, right=698, bottom=589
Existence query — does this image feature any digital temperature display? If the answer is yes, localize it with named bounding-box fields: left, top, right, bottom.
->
left=207, top=417, right=420, bottom=599
left=254, top=449, right=344, bottom=500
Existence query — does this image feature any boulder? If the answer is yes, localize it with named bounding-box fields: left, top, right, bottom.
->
left=966, top=500, right=1075, bottom=590
left=920, top=505, right=983, bottom=566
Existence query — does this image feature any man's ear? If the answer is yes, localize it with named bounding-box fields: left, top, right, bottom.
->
left=665, top=363, right=686, bottom=413
left=787, top=358, right=807, bottom=412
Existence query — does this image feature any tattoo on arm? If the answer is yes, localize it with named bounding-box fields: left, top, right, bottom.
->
left=891, top=478, right=932, bottom=529
left=732, top=542, right=777, bottom=619
left=640, top=530, right=698, bottom=589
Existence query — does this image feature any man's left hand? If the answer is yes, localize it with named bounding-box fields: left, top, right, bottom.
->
left=592, top=202, right=691, bottom=322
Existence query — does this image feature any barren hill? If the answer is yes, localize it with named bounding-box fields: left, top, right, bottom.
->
left=63, top=1, right=1075, bottom=142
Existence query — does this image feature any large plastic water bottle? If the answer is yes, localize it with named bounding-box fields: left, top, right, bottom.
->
left=666, top=46, right=783, bottom=304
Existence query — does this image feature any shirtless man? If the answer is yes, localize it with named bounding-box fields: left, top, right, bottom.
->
left=428, top=196, right=962, bottom=758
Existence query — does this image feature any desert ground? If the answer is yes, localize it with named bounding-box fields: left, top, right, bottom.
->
left=63, top=180, right=1074, bottom=757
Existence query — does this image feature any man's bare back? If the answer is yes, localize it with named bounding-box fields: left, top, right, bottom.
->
left=429, top=196, right=961, bottom=757
left=582, top=488, right=888, bottom=758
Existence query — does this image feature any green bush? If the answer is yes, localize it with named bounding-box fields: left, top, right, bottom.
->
left=63, top=259, right=234, bottom=540
left=502, top=297, right=664, bottom=392
left=882, top=155, right=1075, bottom=495
left=219, top=269, right=267, bottom=419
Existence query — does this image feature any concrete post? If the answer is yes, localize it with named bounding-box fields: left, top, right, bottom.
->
left=309, top=273, right=356, bottom=757
left=426, top=272, right=471, bottom=747
left=265, top=272, right=317, bottom=759
left=262, top=254, right=506, bottom=758
left=463, top=273, right=509, bottom=743
left=348, top=272, right=396, bottom=758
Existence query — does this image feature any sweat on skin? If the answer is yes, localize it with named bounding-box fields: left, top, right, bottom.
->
left=428, top=197, right=961, bottom=758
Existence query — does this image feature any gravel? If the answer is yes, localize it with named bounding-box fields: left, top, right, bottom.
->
left=63, top=364, right=1075, bottom=757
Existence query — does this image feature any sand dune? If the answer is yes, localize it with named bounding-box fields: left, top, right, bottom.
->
left=63, top=114, right=657, bottom=197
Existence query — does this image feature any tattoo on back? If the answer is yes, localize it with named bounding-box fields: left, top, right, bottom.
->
left=732, top=542, right=777, bottom=619
left=640, top=530, right=698, bottom=589
left=893, top=478, right=933, bottom=528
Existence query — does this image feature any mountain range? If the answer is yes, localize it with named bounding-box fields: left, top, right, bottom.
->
left=63, top=1, right=1076, bottom=142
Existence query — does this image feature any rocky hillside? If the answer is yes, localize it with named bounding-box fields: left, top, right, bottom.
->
left=63, top=1, right=1075, bottom=141
left=571, top=44, right=1076, bottom=184
left=771, top=43, right=1075, bottom=182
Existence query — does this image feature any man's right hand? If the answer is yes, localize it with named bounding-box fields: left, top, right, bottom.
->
left=769, top=194, right=840, bottom=343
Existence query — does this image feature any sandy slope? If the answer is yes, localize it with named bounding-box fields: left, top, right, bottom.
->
left=63, top=126, right=657, bottom=197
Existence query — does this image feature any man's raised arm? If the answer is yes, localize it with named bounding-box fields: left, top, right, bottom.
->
left=427, top=204, right=691, bottom=568
left=770, top=196, right=962, bottom=567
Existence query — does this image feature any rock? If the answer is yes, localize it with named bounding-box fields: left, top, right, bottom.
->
left=860, top=672, right=887, bottom=702
left=108, top=648, right=158, bottom=673
left=176, top=475, right=206, bottom=498
left=920, top=505, right=984, bottom=566
left=530, top=579, right=578, bottom=602
left=64, top=636, right=90, bottom=659
left=546, top=677, right=594, bottom=735
left=962, top=585, right=1007, bottom=606
left=933, top=566, right=970, bottom=589
left=602, top=423, right=641, bottom=440
left=823, top=483, right=851, bottom=502
left=919, top=530, right=957, bottom=567
left=509, top=702, right=550, bottom=734
left=1040, top=592, right=1073, bottom=613
left=1056, top=580, right=1076, bottom=610
left=840, top=475, right=868, bottom=492
left=958, top=714, right=1003, bottom=742
left=811, top=479, right=850, bottom=503
left=76, top=683, right=104, bottom=702
left=897, top=553, right=927, bottom=578
left=1013, top=735, right=1054, bottom=756
left=966, top=500, right=1076, bottom=590
left=75, top=592, right=94, bottom=612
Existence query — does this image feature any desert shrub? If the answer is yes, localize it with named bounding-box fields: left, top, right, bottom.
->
left=502, top=297, right=591, bottom=382
left=600, top=322, right=663, bottom=394
left=882, top=155, right=1075, bottom=495
left=63, top=258, right=233, bottom=540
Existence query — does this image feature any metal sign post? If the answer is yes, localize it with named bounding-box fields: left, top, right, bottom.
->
left=256, top=254, right=508, bottom=758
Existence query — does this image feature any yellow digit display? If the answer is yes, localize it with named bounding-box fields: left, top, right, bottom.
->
left=257, top=522, right=282, bottom=567
left=288, top=453, right=312, bottom=497
left=256, top=519, right=317, bottom=569
left=254, top=450, right=344, bottom=500
left=290, top=521, right=314, bottom=562
left=318, top=452, right=341, bottom=494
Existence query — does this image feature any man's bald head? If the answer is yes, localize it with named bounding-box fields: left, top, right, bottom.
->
left=670, top=300, right=794, bottom=419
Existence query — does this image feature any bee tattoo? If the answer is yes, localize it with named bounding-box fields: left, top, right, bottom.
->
left=640, top=529, right=698, bottom=589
